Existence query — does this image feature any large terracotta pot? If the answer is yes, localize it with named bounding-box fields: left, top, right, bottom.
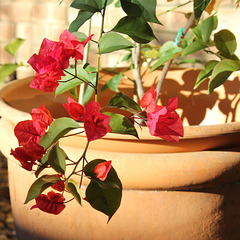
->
left=0, top=68, right=240, bottom=240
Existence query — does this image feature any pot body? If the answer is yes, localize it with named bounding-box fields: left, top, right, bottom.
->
left=1, top=68, right=240, bottom=240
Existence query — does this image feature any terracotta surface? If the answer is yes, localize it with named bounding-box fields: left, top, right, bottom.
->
left=0, top=69, right=240, bottom=239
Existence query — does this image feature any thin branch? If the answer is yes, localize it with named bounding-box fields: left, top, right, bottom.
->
left=155, top=12, right=196, bottom=101
left=132, top=43, right=144, bottom=101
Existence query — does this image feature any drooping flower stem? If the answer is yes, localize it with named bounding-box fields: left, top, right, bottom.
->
left=95, top=0, right=108, bottom=102
left=66, top=141, right=90, bottom=182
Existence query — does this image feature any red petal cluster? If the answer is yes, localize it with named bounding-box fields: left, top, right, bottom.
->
left=140, top=86, right=157, bottom=113
left=63, top=97, right=85, bottom=121
left=31, top=191, right=65, bottom=215
left=63, top=98, right=112, bottom=142
left=94, top=161, right=112, bottom=181
left=28, top=30, right=93, bottom=92
left=51, top=181, right=65, bottom=192
left=10, top=142, right=45, bottom=171
left=84, top=101, right=112, bottom=142
left=11, top=104, right=52, bottom=171
left=141, top=87, right=184, bottom=142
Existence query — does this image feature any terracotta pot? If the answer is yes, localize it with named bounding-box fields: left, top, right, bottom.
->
left=0, top=68, right=240, bottom=240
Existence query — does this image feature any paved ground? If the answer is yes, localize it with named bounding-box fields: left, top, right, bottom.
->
left=0, top=152, right=17, bottom=240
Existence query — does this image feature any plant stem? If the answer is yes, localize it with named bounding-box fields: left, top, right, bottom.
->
left=66, top=141, right=90, bottom=182
left=155, top=12, right=196, bottom=101
left=132, top=43, right=144, bottom=101
left=157, top=0, right=192, bottom=16
left=95, top=0, right=108, bottom=102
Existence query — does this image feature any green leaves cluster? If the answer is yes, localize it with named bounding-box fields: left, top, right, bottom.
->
left=0, top=38, right=24, bottom=84
left=150, top=14, right=240, bottom=93
left=182, top=15, right=240, bottom=93
left=70, top=0, right=161, bottom=54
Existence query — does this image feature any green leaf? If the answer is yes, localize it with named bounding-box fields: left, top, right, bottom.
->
left=108, top=92, right=142, bottom=112
left=0, top=64, right=18, bottom=84
left=194, top=0, right=211, bottom=22
left=194, top=60, right=218, bottom=89
left=55, top=67, right=89, bottom=96
left=182, top=40, right=207, bottom=56
left=120, top=0, right=162, bottom=24
left=69, top=11, right=94, bottom=32
left=143, top=49, right=159, bottom=59
left=99, top=32, right=135, bottom=54
left=151, top=41, right=182, bottom=71
left=112, top=16, right=155, bottom=44
left=101, top=72, right=123, bottom=92
left=104, top=112, right=138, bottom=138
left=70, top=0, right=103, bottom=12
left=214, top=29, right=237, bottom=57
left=4, top=38, right=25, bottom=57
left=48, top=143, right=67, bottom=174
left=193, top=15, right=217, bottom=43
left=39, top=118, right=80, bottom=150
left=72, top=32, right=88, bottom=42
left=66, top=179, right=82, bottom=206
left=83, top=159, right=122, bottom=221
left=208, top=59, right=240, bottom=93
left=25, top=175, right=60, bottom=204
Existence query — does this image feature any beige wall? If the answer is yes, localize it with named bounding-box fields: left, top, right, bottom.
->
left=0, top=0, right=239, bottom=79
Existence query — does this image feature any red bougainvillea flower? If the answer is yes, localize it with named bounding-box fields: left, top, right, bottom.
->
left=51, top=181, right=65, bottom=192
left=63, top=97, right=85, bottom=121
left=59, top=29, right=93, bottom=61
left=31, top=104, right=53, bottom=130
left=28, top=54, right=63, bottom=92
left=14, top=120, right=45, bottom=146
left=38, top=38, right=69, bottom=69
left=146, top=97, right=184, bottom=142
left=30, top=71, right=61, bottom=92
left=10, top=142, right=45, bottom=171
left=140, top=86, right=157, bottom=113
left=94, top=161, right=112, bottom=181
left=28, top=54, right=64, bottom=76
left=31, top=191, right=65, bottom=215
left=84, top=101, right=112, bottom=142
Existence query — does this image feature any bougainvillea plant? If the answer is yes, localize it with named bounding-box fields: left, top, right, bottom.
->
left=9, top=0, right=240, bottom=221
left=10, top=28, right=183, bottom=220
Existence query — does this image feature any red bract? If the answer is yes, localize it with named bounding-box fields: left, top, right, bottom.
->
left=51, top=181, right=65, bottom=192
left=10, top=142, right=45, bottom=171
left=146, top=97, right=184, bottom=142
left=31, top=104, right=53, bottom=130
left=31, top=191, right=65, bottom=215
left=63, top=97, right=85, bottom=121
left=14, top=120, right=45, bottom=146
left=38, top=38, right=69, bottom=69
left=140, top=86, right=157, bottom=113
left=94, top=161, right=112, bottom=181
left=84, top=101, right=112, bottom=142
left=30, top=72, right=61, bottom=92
left=59, top=29, right=93, bottom=61
left=28, top=54, right=64, bottom=76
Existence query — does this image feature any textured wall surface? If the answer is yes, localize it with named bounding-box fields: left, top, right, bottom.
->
left=0, top=0, right=239, bottom=79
